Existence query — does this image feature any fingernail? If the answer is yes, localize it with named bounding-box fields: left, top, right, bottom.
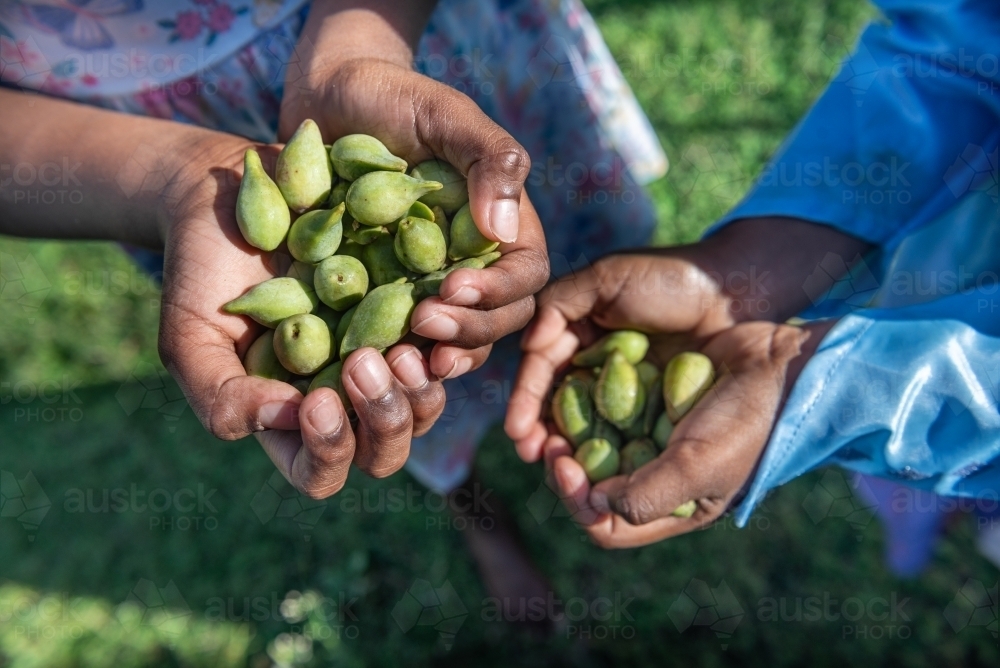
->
left=259, top=400, right=300, bottom=430
left=411, top=312, right=459, bottom=340
left=389, top=349, right=429, bottom=389
left=590, top=489, right=610, bottom=513
left=443, top=285, right=481, bottom=307
left=444, top=356, right=473, bottom=380
left=489, top=199, right=518, bottom=243
left=349, top=351, right=393, bottom=399
left=307, top=394, right=343, bottom=435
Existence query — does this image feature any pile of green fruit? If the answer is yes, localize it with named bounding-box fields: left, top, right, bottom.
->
left=551, top=331, right=716, bottom=517
left=224, top=120, right=501, bottom=406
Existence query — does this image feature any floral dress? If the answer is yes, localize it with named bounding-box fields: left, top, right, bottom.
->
left=0, top=0, right=667, bottom=493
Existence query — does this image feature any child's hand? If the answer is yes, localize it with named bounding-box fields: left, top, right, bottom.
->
left=279, top=7, right=550, bottom=380
left=158, top=139, right=447, bottom=498
left=543, top=320, right=829, bottom=548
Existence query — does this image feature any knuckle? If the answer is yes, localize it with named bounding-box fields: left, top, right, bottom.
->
left=615, top=490, right=653, bottom=526
left=208, top=404, right=250, bottom=441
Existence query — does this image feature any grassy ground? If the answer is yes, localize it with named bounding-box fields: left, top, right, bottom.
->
left=1, top=0, right=998, bottom=666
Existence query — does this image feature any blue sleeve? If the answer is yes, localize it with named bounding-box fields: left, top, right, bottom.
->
left=710, top=0, right=1000, bottom=252
left=734, top=289, right=1000, bottom=526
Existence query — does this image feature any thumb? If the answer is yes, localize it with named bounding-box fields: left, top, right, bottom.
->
left=415, top=86, right=530, bottom=244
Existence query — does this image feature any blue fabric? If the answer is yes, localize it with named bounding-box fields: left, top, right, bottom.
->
left=718, top=0, right=1000, bottom=524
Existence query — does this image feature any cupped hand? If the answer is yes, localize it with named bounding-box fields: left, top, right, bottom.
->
left=543, top=320, right=829, bottom=549
left=280, top=57, right=550, bottom=380
left=157, top=137, right=446, bottom=498
left=504, top=252, right=739, bottom=463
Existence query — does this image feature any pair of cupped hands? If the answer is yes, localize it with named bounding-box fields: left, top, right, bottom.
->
left=160, top=23, right=864, bottom=549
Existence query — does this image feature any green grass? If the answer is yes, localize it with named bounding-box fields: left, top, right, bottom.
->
left=1, top=0, right=998, bottom=665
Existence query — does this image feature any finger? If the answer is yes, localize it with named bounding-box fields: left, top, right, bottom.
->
left=551, top=454, right=601, bottom=526
left=427, top=342, right=492, bottom=381
left=411, top=296, right=535, bottom=349
left=504, top=329, right=580, bottom=441
left=541, top=434, right=573, bottom=470
left=341, top=348, right=413, bottom=478
left=254, top=387, right=356, bottom=499
left=158, top=311, right=302, bottom=439
left=514, top=421, right=549, bottom=463
left=384, top=345, right=446, bottom=437
left=437, top=196, right=550, bottom=309
left=415, top=88, right=530, bottom=243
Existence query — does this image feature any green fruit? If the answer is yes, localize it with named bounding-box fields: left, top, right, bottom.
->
left=308, top=361, right=354, bottom=417
left=340, top=282, right=417, bottom=359
left=592, top=417, right=623, bottom=451
left=343, top=221, right=388, bottom=245
left=338, top=239, right=366, bottom=262
left=572, top=330, right=650, bottom=367
left=330, top=134, right=408, bottom=181
left=672, top=500, right=697, bottom=518
left=651, top=412, right=673, bottom=450
left=235, top=149, right=290, bottom=251
left=314, top=304, right=342, bottom=336
left=327, top=180, right=349, bottom=208
left=594, top=350, right=645, bottom=430
left=287, top=203, right=344, bottom=263
left=552, top=374, right=595, bottom=446
left=620, top=438, right=658, bottom=475
left=362, top=233, right=413, bottom=286
left=412, top=255, right=491, bottom=299
left=663, top=352, right=715, bottom=423
left=334, top=304, right=357, bottom=353
left=624, top=361, right=663, bottom=439
left=476, top=250, right=502, bottom=267
left=243, top=330, right=291, bottom=381
left=273, top=313, right=333, bottom=375
left=410, top=160, right=469, bottom=213
left=346, top=171, right=443, bottom=226
left=430, top=205, right=450, bottom=242
left=223, top=277, right=318, bottom=328
left=314, top=255, right=369, bottom=311
left=573, top=438, right=620, bottom=483
left=408, top=201, right=435, bottom=221
left=286, top=260, right=315, bottom=285
left=394, top=216, right=447, bottom=273
left=276, top=119, right=333, bottom=212
left=448, top=202, right=499, bottom=261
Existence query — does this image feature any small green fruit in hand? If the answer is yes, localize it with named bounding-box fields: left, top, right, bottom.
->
left=223, top=277, right=317, bottom=328
left=625, top=361, right=663, bottom=439
left=592, top=417, right=623, bottom=451
left=343, top=221, right=387, bottom=245
left=595, top=350, right=645, bottom=430
left=276, top=119, right=333, bottom=212
left=574, top=438, right=620, bottom=483
left=273, top=313, right=333, bottom=375
left=236, top=149, right=290, bottom=251
left=552, top=373, right=595, bottom=447
left=314, top=255, right=369, bottom=311
left=394, top=216, right=447, bottom=274
left=651, top=412, right=673, bottom=450
left=330, top=134, right=408, bottom=181
left=346, top=172, right=442, bottom=226
left=362, top=233, right=413, bottom=285
left=327, top=180, right=349, bottom=208
left=287, top=203, right=344, bottom=263
left=410, top=159, right=469, bottom=213
left=620, top=438, right=658, bottom=475
left=286, top=261, right=315, bottom=285
left=308, top=361, right=354, bottom=418
left=243, top=330, right=291, bottom=381
left=430, top=205, right=450, bottom=241
left=340, top=282, right=417, bottom=359
left=476, top=250, right=502, bottom=267
left=448, top=202, right=499, bottom=261
left=672, top=500, right=697, bottom=518
left=334, top=304, right=357, bottom=352
left=408, top=201, right=435, bottom=221
left=663, top=352, right=715, bottom=423
left=314, top=304, right=342, bottom=336
left=572, top=330, right=649, bottom=367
